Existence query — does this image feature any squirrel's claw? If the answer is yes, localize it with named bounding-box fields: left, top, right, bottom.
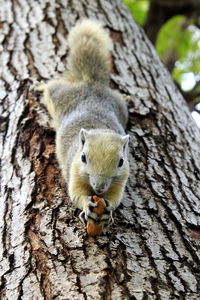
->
left=79, top=211, right=86, bottom=223
left=103, top=202, right=114, bottom=225
left=30, top=80, right=46, bottom=93
left=79, top=196, right=97, bottom=223
left=105, top=209, right=114, bottom=224
left=79, top=197, right=114, bottom=225
left=87, top=196, right=97, bottom=208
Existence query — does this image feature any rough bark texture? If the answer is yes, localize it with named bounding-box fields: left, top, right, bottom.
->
left=1, top=0, right=200, bottom=299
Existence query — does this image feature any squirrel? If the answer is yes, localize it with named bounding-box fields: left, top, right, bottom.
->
left=35, top=19, right=129, bottom=226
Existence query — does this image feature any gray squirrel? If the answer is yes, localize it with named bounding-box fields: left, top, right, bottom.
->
left=36, top=19, right=129, bottom=227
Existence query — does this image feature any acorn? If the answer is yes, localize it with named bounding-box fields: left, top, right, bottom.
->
left=86, top=195, right=106, bottom=236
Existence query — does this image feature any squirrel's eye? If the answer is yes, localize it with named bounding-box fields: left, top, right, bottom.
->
left=118, top=158, right=124, bottom=167
left=81, top=153, right=87, bottom=163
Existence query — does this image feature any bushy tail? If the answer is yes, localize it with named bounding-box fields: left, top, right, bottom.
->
left=66, top=19, right=112, bottom=84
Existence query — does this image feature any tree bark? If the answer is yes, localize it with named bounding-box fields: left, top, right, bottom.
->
left=1, top=0, right=200, bottom=299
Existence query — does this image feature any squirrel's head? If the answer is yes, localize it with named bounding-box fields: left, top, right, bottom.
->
left=78, top=128, right=129, bottom=195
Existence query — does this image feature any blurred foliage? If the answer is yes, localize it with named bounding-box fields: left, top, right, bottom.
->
left=122, top=0, right=149, bottom=25
left=156, top=16, right=200, bottom=92
left=122, top=0, right=200, bottom=99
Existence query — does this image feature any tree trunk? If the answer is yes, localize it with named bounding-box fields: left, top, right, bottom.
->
left=1, top=1, right=200, bottom=299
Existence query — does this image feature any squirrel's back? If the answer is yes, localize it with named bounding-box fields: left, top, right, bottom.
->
left=66, top=19, right=112, bottom=84
left=38, top=19, right=130, bottom=228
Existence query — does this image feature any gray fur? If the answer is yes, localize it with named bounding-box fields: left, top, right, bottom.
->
left=39, top=19, right=130, bottom=222
left=48, top=82, right=128, bottom=179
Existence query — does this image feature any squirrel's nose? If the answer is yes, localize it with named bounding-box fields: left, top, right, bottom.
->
left=94, top=183, right=105, bottom=194
left=91, top=178, right=106, bottom=194
left=95, top=188, right=104, bottom=195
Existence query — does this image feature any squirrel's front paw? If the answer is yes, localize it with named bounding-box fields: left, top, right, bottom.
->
left=103, top=200, right=114, bottom=225
left=79, top=197, right=114, bottom=225
left=79, top=196, right=97, bottom=223
left=30, top=80, right=45, bottom=93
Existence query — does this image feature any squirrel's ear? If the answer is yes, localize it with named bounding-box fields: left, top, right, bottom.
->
left=122, top=134, right=129, bottom=153
left=79, top=128, right=88, bottom=146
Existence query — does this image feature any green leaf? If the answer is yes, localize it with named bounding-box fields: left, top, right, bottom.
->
left=156, top=16, right=200, bottom=91
left=122, top=0, right=149, bottom=25
left=123, top=2, right=200, bottom=96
